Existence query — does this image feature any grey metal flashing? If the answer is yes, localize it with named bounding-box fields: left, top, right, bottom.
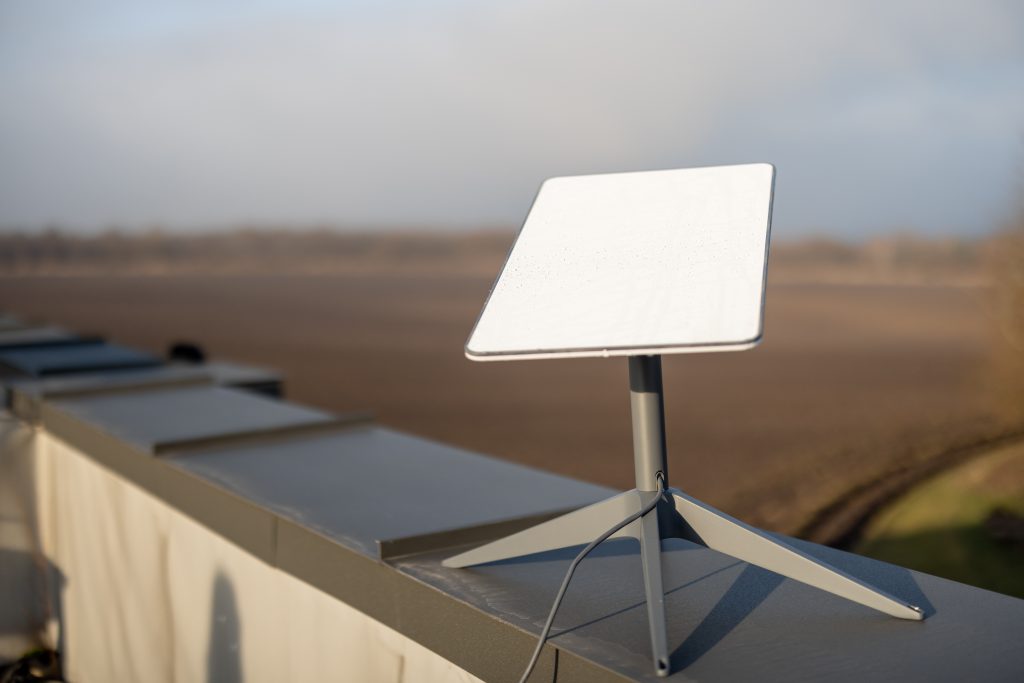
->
left=8, top=369, right=214, bottom=423
left=40, top=403, right=279, bottom=564
left=157, top=463, right=279, bottom=564
left=9, top=386, right=44, bottom=422
left=152, top=417, right=372, bottom=455
left=0, top=326, right=95, bottom=350
left=162, top=426, right=612, bottom=559
left=276, top=519, right=404, bottom=624
left=47, top=385, right=343, bottom=454
left=34, top=386, right=369, bottom=538
left=41, top=400, right=169, bottom=496
left=7, top=362, right=285, bottom=423
left=17, top=373, right=1024, bottom=682
left=35, top=401, right=366, bottom=565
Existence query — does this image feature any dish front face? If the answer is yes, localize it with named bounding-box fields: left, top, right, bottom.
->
left=466, top=163, right=775, bottom=361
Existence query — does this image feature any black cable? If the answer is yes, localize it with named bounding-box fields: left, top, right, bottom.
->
left=518, top=476, right=666, bottom=683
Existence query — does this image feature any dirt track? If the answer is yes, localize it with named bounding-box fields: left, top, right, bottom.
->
left=0, top=273, right=1006, bottom=535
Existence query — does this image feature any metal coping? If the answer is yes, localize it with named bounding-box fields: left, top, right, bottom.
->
left=16, top=383, right=1024, bottom=681
left=6, top=364, right=283, bottom=423
left=44, top=384, right=360, bottom=455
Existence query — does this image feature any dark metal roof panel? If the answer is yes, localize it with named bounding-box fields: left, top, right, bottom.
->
left=198, top=360, right=282, bottom=397
left=0, top=342, right=159, bottom=376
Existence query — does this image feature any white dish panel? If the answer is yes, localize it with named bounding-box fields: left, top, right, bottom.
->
left=466, top=163, right=775, bottom=360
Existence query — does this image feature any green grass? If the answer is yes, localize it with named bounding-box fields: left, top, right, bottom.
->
left=855, top=443, right=1024, bottom=598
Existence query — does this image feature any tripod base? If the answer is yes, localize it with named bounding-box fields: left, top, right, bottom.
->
left=443, top=488, right=923, bottom=678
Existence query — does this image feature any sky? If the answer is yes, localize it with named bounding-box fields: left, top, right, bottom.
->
left=1, top=1, right=1022, bottom=239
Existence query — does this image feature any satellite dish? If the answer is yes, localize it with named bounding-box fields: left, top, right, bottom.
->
left=467, top=163, right=773, bottom=360
left=447, top=163, right=923, bottom=678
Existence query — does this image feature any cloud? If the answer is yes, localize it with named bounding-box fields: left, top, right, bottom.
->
left=1, top=0, right=1022, bottom=236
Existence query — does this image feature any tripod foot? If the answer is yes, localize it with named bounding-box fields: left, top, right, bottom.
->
left=669, top=490, right=924, bottom=621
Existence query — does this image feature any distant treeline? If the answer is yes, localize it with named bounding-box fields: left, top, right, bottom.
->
left=769, top=235, right=988, bottom=284
left=0, top=229, right=515, bottom=276
left=0, top=228, right=994, bottom=283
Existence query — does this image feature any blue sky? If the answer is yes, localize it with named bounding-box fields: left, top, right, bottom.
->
left=1, top=1, right=1022, bottom=238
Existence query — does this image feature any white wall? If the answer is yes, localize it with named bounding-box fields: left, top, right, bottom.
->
left=34, top=433, right=483, bottom=683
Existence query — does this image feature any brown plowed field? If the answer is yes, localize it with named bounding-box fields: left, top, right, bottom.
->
left=0, top=269, right=1007, bottom=536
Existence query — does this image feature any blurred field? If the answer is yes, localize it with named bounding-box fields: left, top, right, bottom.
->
left=0, top=231, right=1017, bottom=546
left=856, top=442, right=1024, bottom=598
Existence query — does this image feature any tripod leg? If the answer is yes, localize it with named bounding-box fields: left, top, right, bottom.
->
left=443, top=490, right=643, bottom=568
left=637, top=494, right=671, bottom=677
left=669, top=491, right=924, bottom=621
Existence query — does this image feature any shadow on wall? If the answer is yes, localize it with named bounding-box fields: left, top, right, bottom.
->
left=0, top=550, right=53, bottom=645
left=670, top=564, right=785, bottom=671
left=0, top=416, right=55, bottom=659
left=206, top=571, right=241, bottom=683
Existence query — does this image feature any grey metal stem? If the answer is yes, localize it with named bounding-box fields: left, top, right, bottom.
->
left=629, top=355, right=671, bottom=675
left=629, top=355, right=669, bottom=492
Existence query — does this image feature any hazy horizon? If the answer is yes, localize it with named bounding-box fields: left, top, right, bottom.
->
left=0, top=223, right=1006, bottom=244
left=2, top=1, right=1023, bottom=239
